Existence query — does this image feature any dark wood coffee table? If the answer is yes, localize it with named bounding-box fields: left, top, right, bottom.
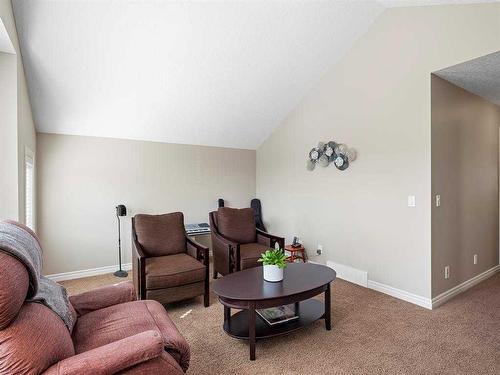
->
left=213, top=263, right=336, bottom=360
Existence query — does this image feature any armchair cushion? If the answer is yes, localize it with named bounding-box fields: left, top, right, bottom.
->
left=69, top=281, right=135, bottom=317
left=0, top=302, right=74, bottom=375
left=240, top=243, right=269, bottom=270
left=44, top=330, right=163, bottom=375
left=217, top=207, right=256, bottom=244
left=134, top=213, right=186, bottom=256
left=72, top=300, right=190, bottom=371
left=146, top=254, right=205, bottom=289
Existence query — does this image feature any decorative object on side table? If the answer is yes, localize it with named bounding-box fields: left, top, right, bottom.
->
left=307, top=140, right=356, bottom=171
left=285, top=244, right=307, bottom=263
left=114, top=204, right=128, bottom=277
left=258, top=249, right=287, bottom=282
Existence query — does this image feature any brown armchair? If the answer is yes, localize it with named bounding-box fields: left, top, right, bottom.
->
left=132, top=212, right=209, bottom=307
left=209, top=207, right=285, bottom=278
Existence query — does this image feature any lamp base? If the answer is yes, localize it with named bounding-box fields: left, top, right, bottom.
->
left=114, top=270, right=128, bottom=278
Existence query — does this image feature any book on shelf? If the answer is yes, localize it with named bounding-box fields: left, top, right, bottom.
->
left=256, top=304, right=299, bottom=326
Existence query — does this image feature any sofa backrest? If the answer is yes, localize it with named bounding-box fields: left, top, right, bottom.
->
left=133, top=212, right=187, bottom=256
left=216, top=207, right=256, bottom=244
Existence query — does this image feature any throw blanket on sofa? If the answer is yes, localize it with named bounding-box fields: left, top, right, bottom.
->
left=0, top=221, right=74, bottom=331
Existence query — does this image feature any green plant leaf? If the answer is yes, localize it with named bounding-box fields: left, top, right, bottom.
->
left=258, top=249, right=287, bottom=268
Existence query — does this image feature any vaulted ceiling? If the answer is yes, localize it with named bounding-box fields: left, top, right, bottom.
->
left=435, top=51, right=500, bottom=106
left=12, top=0, right=499, bottom=149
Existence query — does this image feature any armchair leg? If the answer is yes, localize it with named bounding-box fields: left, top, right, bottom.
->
left=204, top=291, right=209, bottom=307
left=213, top=269, right=218, bottom=279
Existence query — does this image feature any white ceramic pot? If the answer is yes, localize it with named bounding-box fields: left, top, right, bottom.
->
left=263, top=264, right=284, bottom=282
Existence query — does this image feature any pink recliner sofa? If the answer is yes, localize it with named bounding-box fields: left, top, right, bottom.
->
left=0, top=229, right=189, bottom=374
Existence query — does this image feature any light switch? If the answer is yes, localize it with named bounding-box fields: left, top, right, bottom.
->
left=407, top=195, right=416, bottom=207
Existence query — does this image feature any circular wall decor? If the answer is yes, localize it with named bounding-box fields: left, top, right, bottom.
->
left=334, top=154, right=349, bottom=170
left=306, top=139, right=355, bottom=172
left=309, top=147, right=322, bottom=162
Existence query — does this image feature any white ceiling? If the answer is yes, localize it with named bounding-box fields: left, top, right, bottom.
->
left=381, top=0, right=499, bottom=6
left=12, top=0, right=499, bottom=149
left=435, top=51, right=500, bottom=106
left=13, top=0, right=385, bottom=149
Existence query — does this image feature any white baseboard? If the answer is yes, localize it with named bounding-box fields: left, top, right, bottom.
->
left=368, top=280, right=432, bottom=309
left=431, top=264, right=500, bottom=309
left=46, top=263, right=132, bottom=282
left=326, top=261, right=368, bottom=287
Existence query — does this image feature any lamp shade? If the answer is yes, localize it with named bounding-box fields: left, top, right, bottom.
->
left=116, top=205, right=127, bottom=217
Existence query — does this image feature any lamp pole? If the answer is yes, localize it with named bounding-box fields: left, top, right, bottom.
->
left=114, top=205, right=128, bottom=277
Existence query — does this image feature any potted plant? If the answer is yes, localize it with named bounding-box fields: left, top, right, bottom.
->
left=258, top=249, right=287, bottom=282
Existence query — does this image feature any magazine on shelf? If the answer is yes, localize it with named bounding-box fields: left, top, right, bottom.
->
left=256, top=304, right=299, bottom=326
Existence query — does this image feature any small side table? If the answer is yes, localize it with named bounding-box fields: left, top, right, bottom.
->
left=285, top=244, right=307, bottom=263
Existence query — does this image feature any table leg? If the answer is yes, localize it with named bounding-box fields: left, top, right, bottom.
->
left=248, top=302, right=256, bottom=360
left=224, top=306, right=231, bottom=327
left=325, top=283, right=331, bottom=330
left=294, top=301, right=300, bottom=316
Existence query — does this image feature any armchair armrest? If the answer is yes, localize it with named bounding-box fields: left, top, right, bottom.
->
left=211, top=230, right=240, bottom=273
left=132, top=237, right=147, bottom=259
left=44, top=330, right=163, bottom=375
left=69, top=281, right=135, bottom=317
left=256, top=229, right=285, bottom=249
left=186, top=236, right=209, bottom=266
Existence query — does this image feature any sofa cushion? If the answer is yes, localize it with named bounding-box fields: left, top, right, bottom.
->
left=217, top=207, right=256, bottom=244
left=0, top=252, right=29, bottom=329
left=145, top=254, right=205, bottom=289
left=0, top=302, right=74, bottom=374
left=72, top=300, right=190, bottom=372
left=239, top=242, right=268, bottom=270
left=134, top=213, right=186, bottom=256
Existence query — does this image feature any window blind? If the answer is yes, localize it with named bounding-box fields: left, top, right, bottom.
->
left=25, top=151, right=34, bottom=230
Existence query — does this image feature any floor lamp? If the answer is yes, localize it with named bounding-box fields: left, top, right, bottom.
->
left=114, top=204, right=128, bottom=277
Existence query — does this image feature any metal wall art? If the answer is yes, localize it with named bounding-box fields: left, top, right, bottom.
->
left=307, top=141, right=356, bottom=171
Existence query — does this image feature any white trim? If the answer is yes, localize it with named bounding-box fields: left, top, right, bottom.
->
left=306, top=260, right=321, bottom=265
left=432, top=264, right=500, bottom=309
left=367, top=280, right=432, bottom=309
left=326, top=261, right=368, bottom=287
left=46, top=263, right=132, bottom=282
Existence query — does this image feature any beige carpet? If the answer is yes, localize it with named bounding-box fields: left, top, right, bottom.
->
left=61, top=271, right=500, bottom=374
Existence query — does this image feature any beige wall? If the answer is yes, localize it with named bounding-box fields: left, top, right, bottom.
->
left=0, top=51, right=18, bottom=220
left=257, top=4, right=500, bottom=299
left=37, top=133, right=256, bottom=275
left=0, top=0, right=37, bottom=225
left=431, top=76, right=500, bottom=297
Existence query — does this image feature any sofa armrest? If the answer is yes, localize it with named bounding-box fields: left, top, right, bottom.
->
left=256, top=229, right=285, bottom=250
left=69, top=281, right=135, bottom=317
left=186, top=237, right=209, bottom=266
left=43, top=330, right=163, bottom=375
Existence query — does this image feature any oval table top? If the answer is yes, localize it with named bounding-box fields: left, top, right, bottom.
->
left=213, top=263, right=336, bottom=301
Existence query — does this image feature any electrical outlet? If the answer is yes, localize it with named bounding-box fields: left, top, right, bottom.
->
left=435, top=195, right=441, bottom=207
left=473, top=254, right=478, bottom=265
left=444, top=266, right=450, bottom=279
left=317, top=244, right=323, bottom=255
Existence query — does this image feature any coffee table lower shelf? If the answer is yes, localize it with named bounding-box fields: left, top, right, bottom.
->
left=223, top=299, right=324, bottom=340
